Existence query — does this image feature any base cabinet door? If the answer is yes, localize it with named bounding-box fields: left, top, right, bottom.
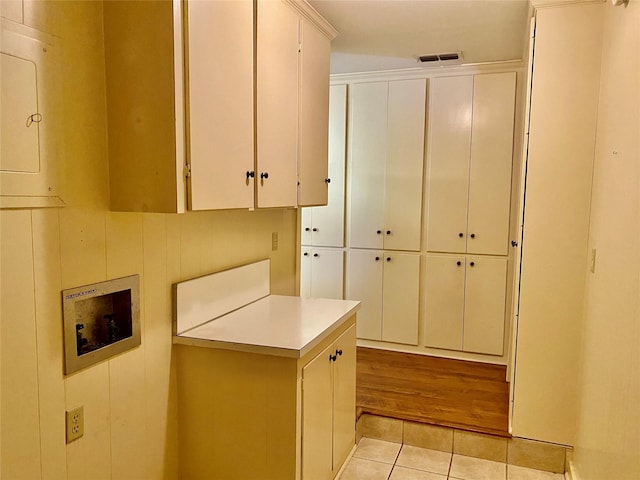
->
left=346, top=250, right=419, bottom=345
left=302, top=325, right=356, bottom=480
left=424, top=254, right=507, bottom=355
left=300, top=248, right=344, bottom=299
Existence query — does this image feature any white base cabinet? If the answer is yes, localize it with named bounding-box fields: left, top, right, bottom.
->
left=423, top=254, right=507, bottom=355
left=300, top=247, right=344, bottom=299
left=346, top=249, right=420, bottom=345
left=302, top=325, right=356, bottom=480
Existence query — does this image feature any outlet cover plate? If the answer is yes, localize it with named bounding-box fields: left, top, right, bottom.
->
left=66, top=406, right=84, bottom=443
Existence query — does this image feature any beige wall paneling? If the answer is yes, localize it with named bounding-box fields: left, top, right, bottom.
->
left=65, top=363, right=112, bottom=480
left=298, top=18, right=331, bottom=206
left=513, top=2, right=604, bottom=445
left=256, top=0, right=299, bottom=208
left=0, top=210, right=42, bottom=480
left=301, top=84, right=347, bottom=248
left=463, top=256, right=507, bottom=355
left=346, top=249, right=384, bottom=340
left=186, top=0, right=254, bottom=210
left=347, top=81, right=388, bottom=250
left=104, top=0, right=185, bottom=213
left=572, top=3, right=640, bottom=479
left=105, top=213, right=147, bottom=480
left=384, top=79, right=426, bottom=252
left=1, top=0, right=22, bottom=23
left=381, top=252, right=420, bottom=345
left=180, top=212, right=214, bottom=279
left=467, top=72, right=516, bottom=256
left=31, top=209, right=67, bottom=479
left=142, top=214, right=178, bottom=478
left=424, top=253, right=466, bottom=351
left=425, top=75, right=473, bottom=254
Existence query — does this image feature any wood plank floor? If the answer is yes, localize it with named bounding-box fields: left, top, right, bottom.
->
left=356, top=347, right=510, bottom=437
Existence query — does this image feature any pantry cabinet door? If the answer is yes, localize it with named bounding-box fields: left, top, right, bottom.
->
left=186, top=0, right=255, bottom=210
left=256, top=0, right=299, bottom=208
left=423, top=254, right=465, bottom=350
left=346, top=249, right=383, bottom=340
left=384, top=79, right=426, bottom=252
left=298, top=18, right=331, bottom=206
left=300, top=247, right=312, bottom=298
left=332, top=325, right=356, bottom=471
left=463, top=256, right=507, bottom=355
left=310, top=249, right=344, bottom=300
left=425, top=76, right=473, bottom=254
left=467, top=72, right=516, bottom=255
left=348, top=82, right=387, bottom=249
left=381, top=253, right=420, bottom=345
left=308, top=84, right=347, bottom=247
left=302, top=345, right=333, bottom=480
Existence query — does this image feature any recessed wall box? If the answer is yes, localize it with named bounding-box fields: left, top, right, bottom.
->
left=62, top=275, right=140, bottom=374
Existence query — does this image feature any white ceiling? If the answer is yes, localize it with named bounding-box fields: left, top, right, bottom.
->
left=308, top=0, right=532, bottom=74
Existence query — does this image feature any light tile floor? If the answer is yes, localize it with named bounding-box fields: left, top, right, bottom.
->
left=337, top=438, right=566, bottom=480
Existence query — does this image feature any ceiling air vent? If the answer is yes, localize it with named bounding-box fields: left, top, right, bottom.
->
left=418, top=52, right=462, bottom=64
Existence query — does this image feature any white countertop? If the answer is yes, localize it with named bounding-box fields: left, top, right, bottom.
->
left=173, top=295, right=360, bottom=358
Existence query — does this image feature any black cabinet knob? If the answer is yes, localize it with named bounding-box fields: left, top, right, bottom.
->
left=325, top=178, right=331, bottom=184
left=470, top=233, right=476, bottom=239
left=511, top=240, right=518, bottom=247
left=260, top=172, right=269, bottom=179
left=336, top=349, right=343, bottom=356
left=329, top=354, right=337, bottom=362
left=375, top=256, right=380, bottom=261
left=458, top=232, right=464, bottom=238
left=312, top=228, right=318, bottom=232
left=304, top=227, right=310, bottom=232
left=246, top=170, right=255, bottom=179
left=313, top=253, right=319, bottom=257
left=470, top=261, right=475, bottom=267
left=303, top=252, right=309, bottom=256
left=386, top=257, right=391, bottom=262
left=386, top=230, right=391, bottom=235
left=376, top=230, right=382, bottom=234
left=456, top=261, right=461, bottom=266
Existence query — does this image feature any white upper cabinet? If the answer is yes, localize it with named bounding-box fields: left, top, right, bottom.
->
left=301, top=84, right=347, bottom=247
left=256, top=0, right=299, bottom=208
left=104, top=0, right=335, bottom=213
left=348, top=79, right=426, bottom=252
left=187, top=0, right=254, bottom=210
left=300, top=247, right=344, bottom=299
left=298, top=17, right=332, bottom=206
left=426, top=72, right=516, bottom=255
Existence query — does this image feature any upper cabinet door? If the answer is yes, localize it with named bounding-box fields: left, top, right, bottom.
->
left=298, top=18, right=331, bottom=207
left=256, top=0, right=299, bottom=208
left=348, top=82, right=388, bottom=249
left=425, top=76, right=473, bottom=254
left=385, top=79, right=426, bottom=252
left=186, top=0, right=255, bottom=210
left=467, top=72, right=516, bottom=255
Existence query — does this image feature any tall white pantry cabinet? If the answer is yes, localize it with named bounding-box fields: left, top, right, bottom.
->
left=301, top=70, right=518, bottom=360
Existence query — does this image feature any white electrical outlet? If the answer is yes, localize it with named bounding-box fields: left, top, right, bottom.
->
left=66, top=406, right=84, bottom=443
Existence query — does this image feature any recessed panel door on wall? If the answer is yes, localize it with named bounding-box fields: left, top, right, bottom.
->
left=332, top=325, right=356, bottom=470
left=186, top=0, right=254, bottom=210
left=300, top=248, right=344, bottom=299
left=348, top=82, right=387, bottom=249
left=301, top=84, right=347, bottom=247
left=463, top=256, right=507, bottom=355
left=298, top=18, right=331, bottom=206
left=256, top=0, right=299, bottom=208
left=381, top=252, right=420, bottom=345
left=423, top=254, right=466, bottom=351
left=346, top=249, right=383, bottom=340
left=467, top=72, right=516, bottom=255
left=425, top=76, right=473, bottom=254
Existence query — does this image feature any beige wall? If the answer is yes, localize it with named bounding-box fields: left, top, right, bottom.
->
left=0, top=2, right=296, bottom=479
left=572, top=2, right=640, bottom=479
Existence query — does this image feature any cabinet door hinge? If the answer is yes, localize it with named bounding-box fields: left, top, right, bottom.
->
left=184, top=163, right=191, bottom=179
